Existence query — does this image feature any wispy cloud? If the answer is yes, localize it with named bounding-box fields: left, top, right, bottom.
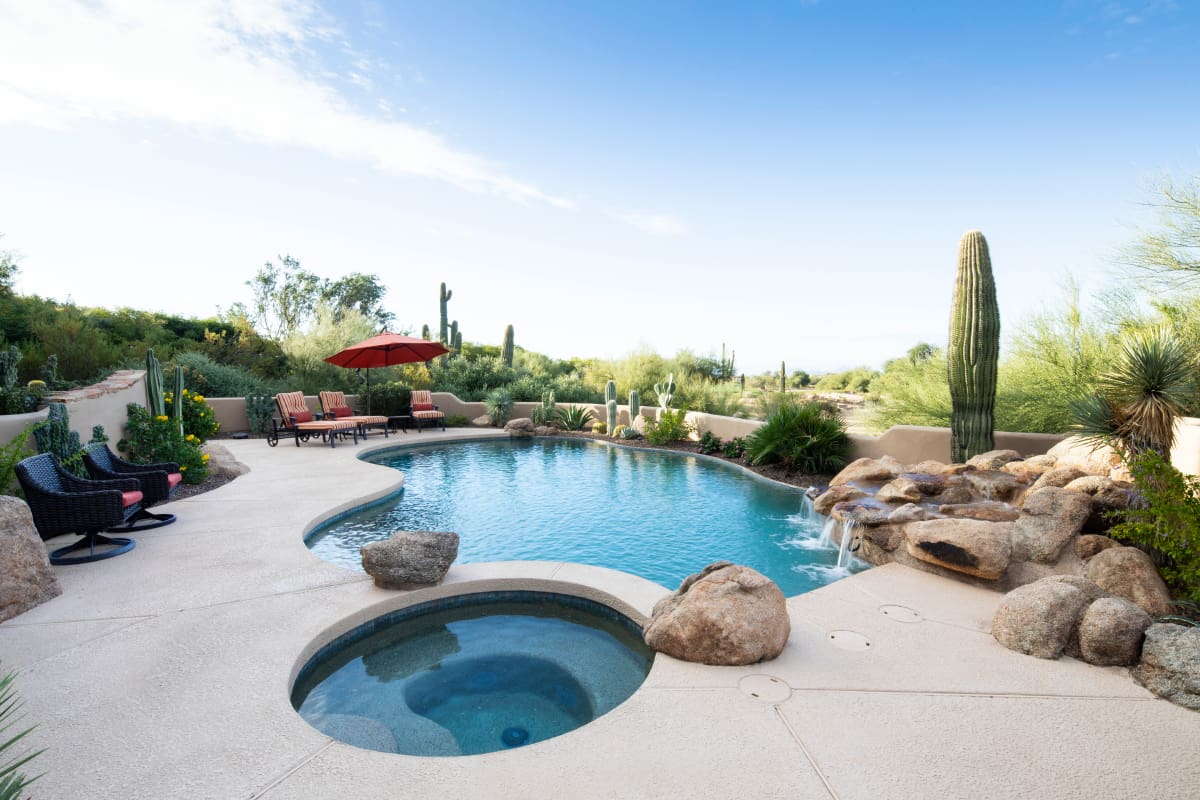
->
left=0, top=0, right=571, bottom=208
left=606, top=208, right=690, bottom=236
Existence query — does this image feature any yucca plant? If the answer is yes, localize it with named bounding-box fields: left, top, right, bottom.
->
left=554, top=405, right=595, bottom=431
left=1069, top=327, right=1197, bottom=457
left=744, top=401, right=851, bottom=474
left=483, top=387, right=514, bottom=426
left=0, top=665, right=43, bottom=800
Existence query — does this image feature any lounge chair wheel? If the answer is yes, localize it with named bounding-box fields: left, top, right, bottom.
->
left=50, top=533, right=135, bottom=565
left=267, top=432, right=278, bottom=447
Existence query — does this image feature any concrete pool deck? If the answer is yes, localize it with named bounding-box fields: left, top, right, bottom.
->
left=2, top=430, right=1198, bottom=799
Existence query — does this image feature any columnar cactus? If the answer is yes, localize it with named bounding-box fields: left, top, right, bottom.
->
left=654, top=373, right=675, bottom=410
left=604, top=380, right=616, bottom=405
left=501, top=324, right=514, bottom=367
left=628, top=389, right=640, bottom=420
left=780, top=361, right=787, bottom=392
left=33, top=402, right=83, bottom=474
left=172, top=365, right=185, bottom=433
left=145, top=349, right=165, bottom=417
left=948, top=230, right=1000, bottom=463
left=607, top=399, right=618, bottom=434
left=421, top=323, right=431, bottom=340
left=0, top=345, right=19, bottom=390
left=438, top=282, right=453, bottom=344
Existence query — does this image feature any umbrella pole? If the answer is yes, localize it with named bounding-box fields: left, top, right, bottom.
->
left=366, top=368, right=371, bottom=416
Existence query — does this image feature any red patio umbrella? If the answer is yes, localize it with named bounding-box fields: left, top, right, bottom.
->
left=324, top=331, right=448, bottom=414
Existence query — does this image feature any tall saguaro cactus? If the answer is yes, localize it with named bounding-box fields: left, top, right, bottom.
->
left=438, top=283, right=453, bottom=345
left=172, top=365, right=185, bottom=434
left=780, top=361, right=787, bottom=392
left=501, top=324, right=514, bottom=367
left=948, top=230, right=1000, bottom=463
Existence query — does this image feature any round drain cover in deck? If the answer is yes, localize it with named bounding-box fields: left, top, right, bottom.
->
left=738, top=674, right=791, bottom=703
left=828, top=630, right=871, bottom=651
left=879, top=604, right=922, bottom=623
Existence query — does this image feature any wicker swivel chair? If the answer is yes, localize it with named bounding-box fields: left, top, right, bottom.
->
left=83, top=444, right=182, bottom=530
left=15, top=454, right=144, bottom=565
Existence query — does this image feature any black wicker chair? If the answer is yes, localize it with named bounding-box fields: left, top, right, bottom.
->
left=83, top=444, right=181, bottom=530
left=15, top=454, right=143, bottom=565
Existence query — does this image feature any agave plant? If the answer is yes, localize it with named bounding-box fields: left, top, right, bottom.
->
left=554, top=405, right=595, bottom=431
left=1070, top=327, right=1197, bottom=457
left=0, top=665, right=43, bottom=800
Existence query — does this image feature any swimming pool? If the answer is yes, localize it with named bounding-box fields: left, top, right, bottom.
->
left=306, top=438, right=864, bottom=596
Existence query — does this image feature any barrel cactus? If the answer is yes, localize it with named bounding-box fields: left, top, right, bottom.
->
left=948, top=230, right=1000, bottom=463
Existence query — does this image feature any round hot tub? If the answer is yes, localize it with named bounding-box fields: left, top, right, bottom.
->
left=291, top=591, right=654, bottom=756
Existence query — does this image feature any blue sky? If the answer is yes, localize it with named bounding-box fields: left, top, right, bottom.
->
left=1, top=0, right=1197, bottom=373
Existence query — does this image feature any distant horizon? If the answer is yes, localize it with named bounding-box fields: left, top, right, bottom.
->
left=2, top=1, right=1197, bottom=374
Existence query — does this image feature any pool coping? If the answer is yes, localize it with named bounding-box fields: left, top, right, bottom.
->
left=3, top=429, right=1198, bottom=799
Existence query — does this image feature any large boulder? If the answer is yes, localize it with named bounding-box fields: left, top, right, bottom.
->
left=1001, top=459, right=1052, bottom=484
left=875, top=477, right=922, bottom=504
left=1075, top=534, right=1120, bottom=560
left=812, top=485, right=869, bottom=516
left=361, top=531, right=459, bottom=588
left=966, top=450, right=1024, bottom=471
left=1084, top=546, right=1174, bottom=617
left=897, top=472, right=951, bottom=496
left=202, top=442, right=249, bottom=480
left=643, top=561, right=790, bottom=666
left=1028, top=466, right=1088, bottom=494
left=1063, top=475, right=1132, bottom=532
left=1078, top=597, right=1152, bottom=667
left=887, top=503, right=927, bottom=525
left=936, top=501, right=1020, bottom=523
left=829, top=457, right=900, bottom=488
left=1132, top=624, right=1200, bottom=710
left=504, top=418, right=536, bottom=438
left=1010, top=487, right=1092, bottom=564
left=831, top=501, right=891, bottom=527
left=1046, top=436, right=1127, bottom=479
left=992, top=578, right=1093, bottom=659
left=0, top=497, right=61, bottom=623
left=904, top=518, right=1012, bottom=580
left=965, top=470, right=1022, bottom=502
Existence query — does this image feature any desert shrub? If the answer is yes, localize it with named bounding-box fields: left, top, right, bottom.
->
left=484, top=388, right=514, bottom=426
left=721, top=436, right=747, bottom=459
left=244, top=395, right=276, bottom=436
left=619, top=426, right=643, bottom=440
left=745, top=401, right=850, bottom=474
left=0, top=424, right=34, bottom=495
left=429, top=355, right=516, bottom=401
left=1108, top=450, right=1200, bottom=604
left=118, top=404, right=208, bottom=484
left=548, top=375, right=598, bottom=403
left=644, top=409, right=692, bottom=445
left=555, top=405, right=595, bottom=431
left=164, top=389, right=220, bottom=442
left=444, top=414, right=471, bottom=428
left=0, top=662, right=44, bottom=798
left=280, top=305, right=376, bottom=395
left=530, top=390, right=557, bottom=427
left=172, top=351, right=281, bottom=398
left=697, top=431, right=722, bottom=455
left=369, top=382, right=412, bottom=417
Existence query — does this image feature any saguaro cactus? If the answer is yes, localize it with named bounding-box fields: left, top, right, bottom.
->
left=145, top=349, right=165, bottom=417
left=780, top=361, right=787, bottom=392
left=948, top=230, right=1000, bottom=463
left=629, top=389, right=640, bottom=421
left=421, top=323, right=431, bottom=340
left=501, top=325, right=514, bottom=367
left=439, top=283, right=453, bottom=344
left=607, top=399, right=618, bottom=434
left=172, top=365, right=185, bottom=434
left=604, top=380, right=616, bottom=405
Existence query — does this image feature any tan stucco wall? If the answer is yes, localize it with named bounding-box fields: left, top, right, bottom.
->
left=1171, top=417, right=1200, bottom=476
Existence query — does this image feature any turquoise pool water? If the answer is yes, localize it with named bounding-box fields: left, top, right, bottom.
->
left=291, top=592, right=653, bottom=756
left=306, top=438, right=864, bottom=596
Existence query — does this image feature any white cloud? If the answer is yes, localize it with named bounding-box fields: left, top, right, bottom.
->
left=606, top=209, right=690, bottom=236
left=0, top=0, right=571, bottom=208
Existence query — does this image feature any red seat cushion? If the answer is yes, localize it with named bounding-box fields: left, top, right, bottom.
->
left=121, top=490, right=144, bottom=508
left=167, top=472, right=183, bottom=488
left=331, top=407, right=353, bottom=418
left=291, top=410, right=313, bottom=424
left=412, top=403, right=435, bottom=412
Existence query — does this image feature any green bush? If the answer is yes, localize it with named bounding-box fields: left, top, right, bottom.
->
left=721, top=436, right=747, bottom=459
left=1109, top=450, right=1200, bottom=604
left=172, top=351, right=281, bottom=398
left=369, top=382, right=412, bottom=417
left=484, top=387, right=514, bottom=426
left=444, top=414, right=471, bottom=428
left=0, top=662, right=44, bottom=799
left=645, top=409, right=692, bottom=445
left=118, top=404, right=208, bottom=484
left=745, top=401, right=851, bottom=474
left=165, top=389, right=220, bottom=442
left=0, top=425, right=33, bottom=496
left=244, top=395, right=275, bottom=436
left=697, top=431, right=722, bottom=455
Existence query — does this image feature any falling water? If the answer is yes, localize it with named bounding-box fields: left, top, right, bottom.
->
left=818, top=517, right=837, bottom=548
left=836, top=519, right=860, bottom=569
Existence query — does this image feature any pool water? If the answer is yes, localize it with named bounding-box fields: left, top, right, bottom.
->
left=306, top=438, right=865, bottom=596
left=291, top=592, right=653, bottom=756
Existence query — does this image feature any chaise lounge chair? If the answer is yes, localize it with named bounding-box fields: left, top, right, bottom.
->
left=268, top=391, right=360, bottom=448
left=318, top=391, right=390, bottom=439
left=408, top=390, right=446, bottom=432
left=15, top=453, right=143, bottom=565
left=83, top=443, right=182, bottom=530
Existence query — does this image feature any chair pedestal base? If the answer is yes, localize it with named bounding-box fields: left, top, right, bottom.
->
left=50, top=533, right=136, bottom=565
left=108, top=510, right=177, bottom=532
